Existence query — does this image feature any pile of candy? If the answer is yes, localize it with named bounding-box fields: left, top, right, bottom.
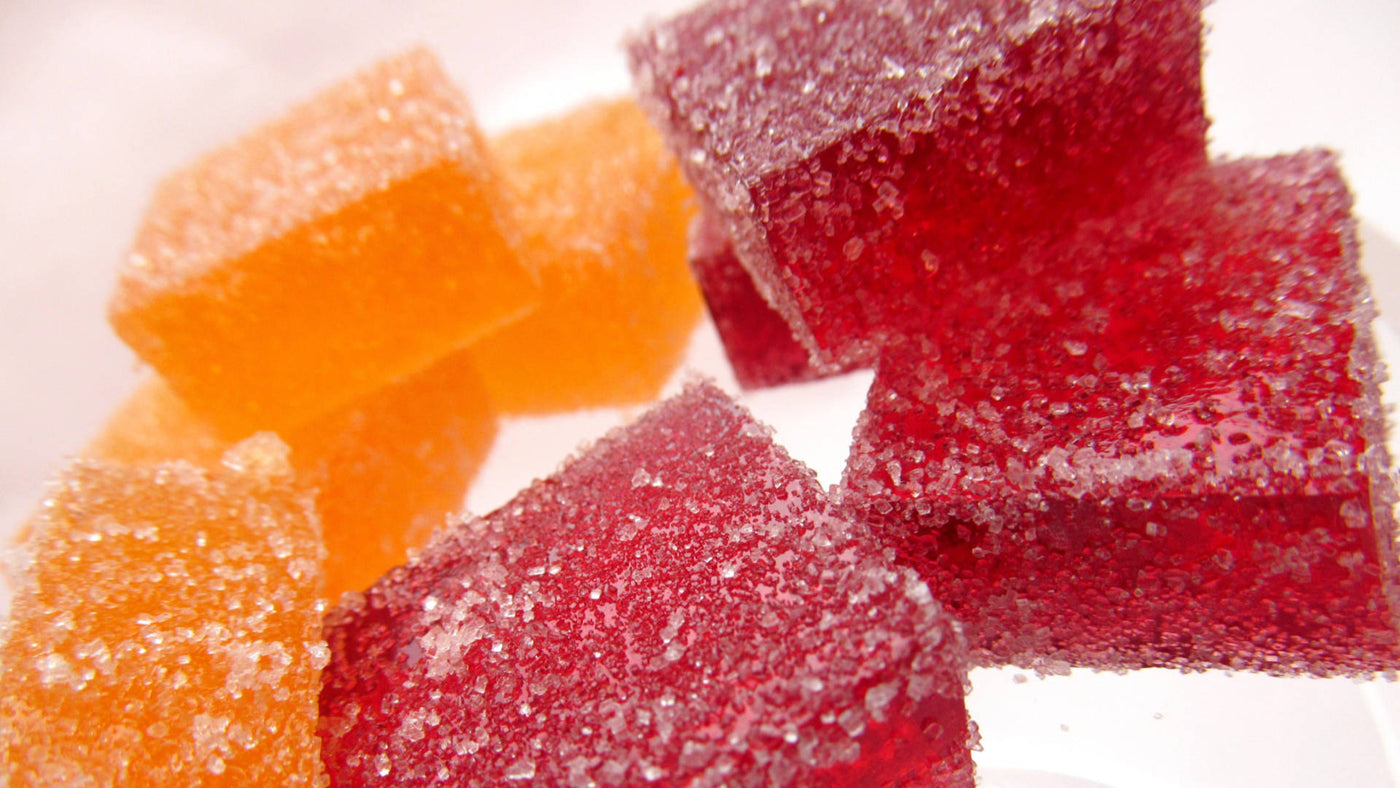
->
left=2, top=0, right=1394, bottom=785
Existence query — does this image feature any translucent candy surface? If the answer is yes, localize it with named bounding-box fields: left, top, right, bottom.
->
left=689, top=211, right=857, bottom=389
left=320, top=382, right=973, bottom=786
left=0, top=436, right=328, bottom=786
left=90, top=356, right=498, bottom=600
left=469, top=98, right=703, bottom=413
left=842, top=152, right=1400, bottom=674
left=109, top=48, right=537, bottom=435
left=629, top=0, right=1207, bottom=365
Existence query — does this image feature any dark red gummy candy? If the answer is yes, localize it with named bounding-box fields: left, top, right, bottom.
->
left=689, top=212, right=857, bottom=389
left=320, top=381, right=973, bottom=786
left=842, top=151, right=1400, bottom=674
left=629, top=0, right=1207, bottom=366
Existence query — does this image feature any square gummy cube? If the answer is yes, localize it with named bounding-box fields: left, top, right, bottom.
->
left=689, top=210, right=855, bottom=389
left=468, top=99, right=704, bottom=413
left=320, top=382, right=974, bottom=786
left=842, top=152, right=1400, bottom=674
left=109, top=48, right=537, bottom=435
left=629, top=0, right=1207, bottom=366
left=0, top=436, right=327, bottom=785
left=90, top=353, right=498, bottom=600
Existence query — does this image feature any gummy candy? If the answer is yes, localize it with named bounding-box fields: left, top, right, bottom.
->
left=469, top=99, right=702, bottom=413
left=108, top=48, right=537, bottom=435
left=90, top=355, right=497, bottom=600
left=629, top=0, right=1207, bottom=365
left=0, top=436, right=327, bottom=785
left=689, top=210, right=854, bottom=389
left=89, top=375, right=228, bottom=469
left=320, top=382, right=974, bottom=786
left=842, top=152, right=1400, bottom=674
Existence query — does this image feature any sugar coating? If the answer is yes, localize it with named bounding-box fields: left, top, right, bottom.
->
left=109, top=48, right=537, bottom=435
left=469, top=99, right=703, bottom=413
left=689, top=210, right=858, bottom=389
left=320, top=382, right=974, bottom=786
left=842, top=152, right=1400, bottom=674
left=0, top=436, right=328, bottom=785
left=90, top=357, right=498, bottom=600
left=629, top=0, right=1207, bottom=365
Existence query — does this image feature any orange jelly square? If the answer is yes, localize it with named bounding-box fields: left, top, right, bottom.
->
left=469, top=99, right=702, bottom=413
left=109, top=48, right=537, bottom=435
left=89, top=354, right=497, bottom=599
left=0, top=436, right=327, bottom=786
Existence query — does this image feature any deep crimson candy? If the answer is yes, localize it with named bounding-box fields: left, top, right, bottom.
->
left=320, top=382, right=974, bottom=786
left=842, top=152, right=1400, bottom=674
left=689, top=212, right=858, bottom=389
left=629, top=0, right=1207, bottom=366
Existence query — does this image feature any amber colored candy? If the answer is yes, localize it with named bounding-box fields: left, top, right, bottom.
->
left=88, top=376, right=228, bottom=468
left=89, top=355, right=497, bottom=599
left=468, top=98, right=702, bottom=413
left=0, top=436, right=327, bottom=786
left=108, top=48, right=536, bottom=435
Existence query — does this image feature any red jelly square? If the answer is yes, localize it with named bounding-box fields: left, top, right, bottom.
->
left=689, top=212, right=856, bottom=389
left=629, top=0, right=1208, bottom=366
left=320, top=382, right=974, bottom=786
left=842, top=152, right=1400, bottom=674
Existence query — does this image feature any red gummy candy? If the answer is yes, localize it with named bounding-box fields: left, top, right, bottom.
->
left=629, top=0, right=1207, bottom=366
left=320, top=382, right=973, bottom=786
left=689, top=212, right=855, bottom=389
left=842, top=152, right=1400, bottom=674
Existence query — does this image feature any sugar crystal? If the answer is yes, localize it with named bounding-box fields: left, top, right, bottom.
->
left=321, top=382, right=973, bottom=785
left=842, top=152, right=1400, bottom=674
left=109, top=48, right=537, bottom=435
left=629, top=0, right=1207, bottom=366
left=0, top=436, right=327, bottom=784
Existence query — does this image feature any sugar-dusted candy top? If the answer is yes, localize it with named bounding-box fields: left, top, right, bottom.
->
left=847, top=150, right=1389, bottom=518
left=632, top=0, right=1049, bottom=182
left=0, top=435, right=328, bottom=786
left=842, top=151, right=1399, bottom=674
left=629, top=0, right=1207, bottom=364
left=116, top=47, right=494, bottom=300
left=320, top=382, right=972, bottom=786
left=107, top=48, right=536, bottom=435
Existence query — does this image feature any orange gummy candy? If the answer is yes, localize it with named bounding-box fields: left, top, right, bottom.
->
left=468, top=98, right=702, bottom=413
left=108, top=48, right=537, bottom=435
left=90, top=355, right=497, bottom=599
left=0, top=436, right=327, bottom=786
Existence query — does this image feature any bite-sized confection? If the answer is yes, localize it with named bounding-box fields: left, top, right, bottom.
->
left=321, top=382, right=974, bottom=787
left=109, top=48, right=537, bottom=435
left=689, top=211, right=857, bottom=389
left=843, top=152, right=1399, bottom=674
left=470, top=99, right=703, bottom=413
left=90, top=354, right=498, bottom=600
left=0, top=436, right=327, bottom=786
left=629, top=0, right=1207, bottom=366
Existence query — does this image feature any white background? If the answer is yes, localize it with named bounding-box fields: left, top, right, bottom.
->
left=2, top=1, right=1399, bottom=785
